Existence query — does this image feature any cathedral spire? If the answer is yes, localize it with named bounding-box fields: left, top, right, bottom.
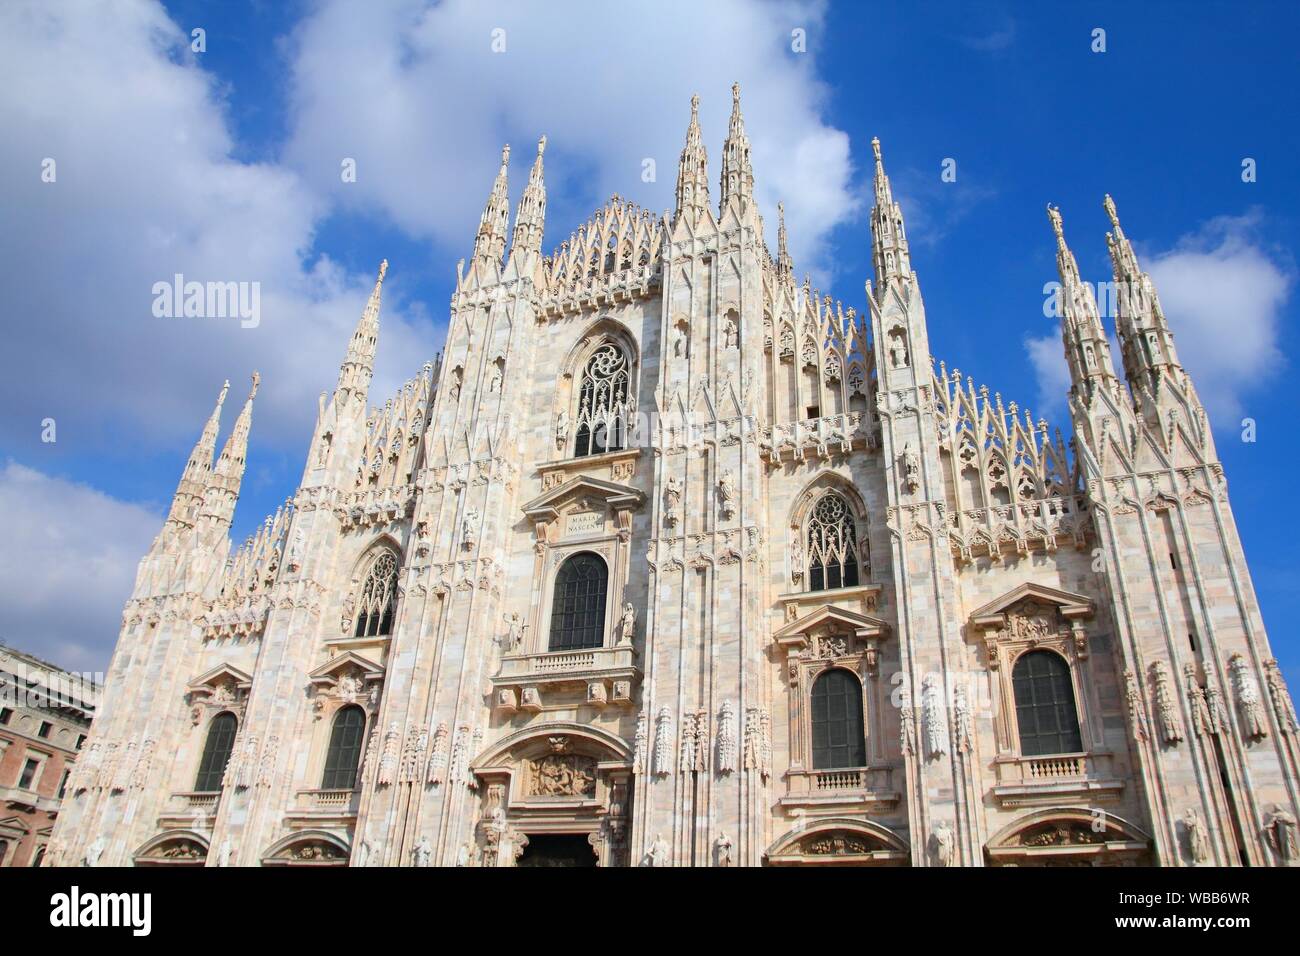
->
left=165, top=379, right=228, bottom=531
left=776, top=201, right=794, bottom=282
left=869, top=137, right=912, bottom=287
left=198, top=372, right=259, bottom=536
left=509, top=136, right=547, bottom=263
left=472, top=145, right=511, bottom=267
left=674, top=94, right=710, bottom=222
left=1047, top=204, right=1119, bottom=395
left=336, top=259, right=387, bottom=408
left=1103, top=193, right=1184, bottom=388
left=720, top=82, right=753, bottom=209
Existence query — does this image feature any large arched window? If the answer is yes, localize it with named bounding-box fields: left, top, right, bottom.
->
left=574, top=344, right=630, bottom=457
left=194, top=711, right=237, bottom=792
left=548, top=552, right=609, bottom=651
left=811, top=669, right=866, bottom=769
left=321, top=705, right=367, bottom=790
left=355, top=550, right=399, bottom=638
left=1012, top=650, right=1082, bottom=756
left=807, top=492, right=860, bottom=592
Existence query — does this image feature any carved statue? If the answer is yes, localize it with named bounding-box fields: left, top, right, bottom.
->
left=215, top=837, right=232, bottom=868
left=555, top=410, right=569, bottom=450
left=1264, top=659, right=1299, bottom=734
left=952, top=683, right=973, bottom=754
left=1183, top=808, right=1209, bottom=864
left=723, top=317, right=738, bottom=349
left=412, top=835, right=432, bottom=867
left=503, top=612, right=525, bottom=651
left=619, top=602, right=636, bottom=644
left=718, top=469, right=737, bottom=519
left=354, top=840, right=371, bottom=868
left=462, top=508, right=479, bottom=551
left=455, top=843, right=472, bottom=867
left=901, top=443, right=920, bottom=493
left=646, top=833, right=669, bottom=867
left=1265, top=805, right=1297, bottom=862
left=1123, top=668, right=1149, bottom=742
left=632, top=709, right=649, bottom=775
left=83, top=836, right=106, bottom=867
left=664, top=476, right=681, bottom=527
left=715, top=832, right=734, bottom=867
left=932, top=822, right=955, bottom=867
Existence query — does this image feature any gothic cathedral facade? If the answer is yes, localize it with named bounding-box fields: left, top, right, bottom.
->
left=50, top=87, right=1300, bottom=867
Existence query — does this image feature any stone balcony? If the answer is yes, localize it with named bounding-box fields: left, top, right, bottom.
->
left=284, top=788, right=361, bottom=826
left=779, top=765, right=900, bottom=811
left=491, top=644, right=640, bottom=713
left=157, top=790, right=221, bottom=829
left=990, top=751, right=1124, bottom=807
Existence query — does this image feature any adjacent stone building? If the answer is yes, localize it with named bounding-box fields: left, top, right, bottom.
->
left=1, top=644, right=98, bottom=867
left=49, top=86, right=1300, bottom=867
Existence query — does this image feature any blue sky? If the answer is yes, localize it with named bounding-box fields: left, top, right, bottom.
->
left=0, top=0, right=1296, bottom=679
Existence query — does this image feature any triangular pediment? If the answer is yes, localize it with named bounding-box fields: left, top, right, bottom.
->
left=307, top=651, right=384, bottom=686
left=186, top=663, right=253, bottom=695
left=522, top=474, right=645, bottom=521
left=773, top=604, right=889, bottom=642
left=969, top=582, right=1093, bottom=628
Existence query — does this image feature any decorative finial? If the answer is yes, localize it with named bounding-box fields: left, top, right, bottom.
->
left=732, top=81, right=740, bottom=103
left=501, top=144, right=510, bottom=166
left=537, top=135, right=547, bottom=156
left=378, top=258, right=388, bottom=279
left=690, top=93, right=700, bottom=114
left=249, top=371, right=261, bottom=400
left=871, top=136, right=882, bottom=162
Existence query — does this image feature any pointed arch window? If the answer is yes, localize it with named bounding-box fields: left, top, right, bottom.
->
left=194, top=711, right=237, bottom=792
left=807, top=492, right=860, bottom=592
left=574, top=344, right=630, bottom=457
left=355, top=550, right=399, bottom=637
left=1012, top=650, right=1082, bottom=756
left=548, top=552, right=608, bottom=651
left=321, top=705, right=367, bottom=790
left=810, top=669, right=866, bottom=769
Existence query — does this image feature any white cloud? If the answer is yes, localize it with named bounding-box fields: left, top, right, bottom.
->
left=282, top=0, right=856, bottom=279
left=0, top=462, right=161, bottom=673
left=1025, top=211, right=1292, bottom=426
left=1145, top=211, right=1291, bottom=421
left=0, top=0, right=432, bottom=453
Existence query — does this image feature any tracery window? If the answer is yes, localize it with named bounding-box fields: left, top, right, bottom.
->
left=548, top=552, right=608, bottom=651
left=807, top=492, right=860, bottom=591
left=1012, top=650, right=1082, bottom=756
left=810, top=669, right=866, bottom=769
left=355, top=550, right=399, bottom=638
left=321, top=705, right=367, bottom=790
left=574, top=345, right=630, bottom=458
left=194, top=711, right=237, bottom=792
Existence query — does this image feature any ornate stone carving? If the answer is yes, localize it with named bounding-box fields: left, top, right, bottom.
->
left=1265, top=805, right=1297, bottom=863
left=1183, top=808, right=1209, bottom=864
left=1229, top=653, right=1268, bottom=740
left=922, top=674, right=947, bottom=759
left=1123, top=668, right=1149, bottom=742
left=1150, top=661, right=1183, bottom=745
left=931, top=821, right=955, bottom=867
left=716, top=699, right=737, bottom=774
left=653, top=706, right=673, bottom=776
left=528, top=754, right=596, bottom=797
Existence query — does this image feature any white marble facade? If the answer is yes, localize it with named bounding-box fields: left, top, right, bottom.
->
left=49, top=87, right=1300, bottom=868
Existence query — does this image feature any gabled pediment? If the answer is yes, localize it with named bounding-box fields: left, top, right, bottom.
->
left=522, top=474, right=645, bottom=522
left=774, top=604, right=890, bottom=645
left=307, top=651, right=384, bottom=689
left=186, top=663, right=253, bottom=697
left=969, top=582, right=1093, bottom=630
